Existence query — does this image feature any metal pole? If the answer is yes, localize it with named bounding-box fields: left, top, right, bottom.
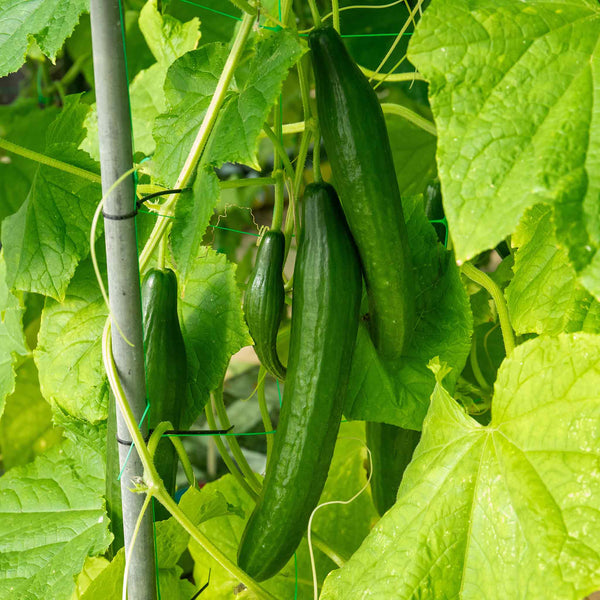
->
left=89, top=0, right=157, bottom=597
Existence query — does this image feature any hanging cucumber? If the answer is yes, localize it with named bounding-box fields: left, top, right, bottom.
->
left=366, top=422, right=421, bottom=516
left=309, top=26, right=415, bottom=361
left=237, top=182, right=362, bottom=581
left=142, top=267, right=187, bottom=521
left=310, top=28, right=422, bottom=522
left=244, top=230, right=287, bottom=380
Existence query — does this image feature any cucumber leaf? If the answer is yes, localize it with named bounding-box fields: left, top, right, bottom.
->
left=34, top=254, right=108, bottom=424
left=0, top=358, right=59, bottom=470
left=81, top=0, right=201, bottom=160
left=0, top=0, right=87, bottom=78
left=0, top=252, right=28, bottom=420
left=323, top=334, right=600, bottom=600
left=0, top=101, right=60, bottom=227
left=1, top=96, right=101, bottom=300
left=409, top=0, right=600, bottom=298
left=152, top=28, right=305, bottom=187
left=0, top=437, right=111, bottom=600
left=506, top=204, right=600, bottom=335
left=179, top=247, right=252, bottom=426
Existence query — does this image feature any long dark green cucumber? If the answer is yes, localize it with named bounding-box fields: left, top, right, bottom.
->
left=309, top=26, right=415, bottom=361
left=142, top=268, right=187, bottom=521
left=244, top=230, right=287, bottom=380
left=237, top=183, right=362, bottom=581
left=366, top=422, right=420, bottom=516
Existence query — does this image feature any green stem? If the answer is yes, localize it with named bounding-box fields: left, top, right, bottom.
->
left=307, top=0, right=322, bottom=26
left=359, top=65, right=425, bottom=83
left=0, top=138, right=102, bottom=184
left=262, top=124, right=295, bottom=182
left=153, top=488, right=279, bottom=600
left=381, top=103, right=436, bottom=136
left=461, top=262, right=515, bottom=356
left=212, top=383, right=262, bottom=493
left=220, top=176, right=276, bottom=189
left=469, top=341, right=491, bottom=391
left=271, top=94, right=285, bottom=232
left=139, top=12, right=255, bottom=272
left=257, top=367, right=274, bottom=463
left=283, top=128, right=311, bottom=258
left=332, top=0, right=340, bottom=32
left=105, top=322, right=276, bottom=598
left=45, top=53, right=90, bottom=95
left=293, top=128, right=312, bottom=200
left=312, top=125, right=322, bottom=183
left=54, top=81, right=66, bottom=106
left=271, top=170, right=285, bottom=231
left=372, top=0, right=423, bottom=76
left=311, top=532, right=346, bottom=567
left=148, top=421, right=196, bottom=488
left=102, top=320, right=161, bottom=485
left=281, top=0, right=293, bottom=23
left=204, top=401, right=258, bottom=500
left=157, top=235, right=167, bottom=270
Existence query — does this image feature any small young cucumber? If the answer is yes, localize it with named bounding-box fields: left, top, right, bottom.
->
left=309, top=26, right=415, bottom=361
left=244, top=230, right=287, bottom=380
left=366, top=422, right=420, bottom=516
left=237, top=183, right=362, bottom=581
left=142, top=268, right=187, bottom=520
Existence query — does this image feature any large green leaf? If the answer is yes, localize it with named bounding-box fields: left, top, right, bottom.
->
left=312, top=422, right=379, bottom=560
left=0, top=0, right=88, bottom=78
left=81, top=0, right=201, bottom=160
left=322, top=334, right=600, bottom=600
left=171, top=165, right=220, bottom=284
left=2, top=96, right=101, bottom=300
left=153, top=28, right=305, bottom=186
left=0, top=102, right=60, bottom=227
left=0, top=358, right=59, bottom=470
left=34, top=255, right=108, bottom=424
left=0, top=253, right=28, bottom=420
left=0, top=437, right=111, bottom=600
left=506, top=204, right=600, bottom=335
left=179, top=247, right=252, bottom=425
left=345, top=195, right=472, bottom=430
left=408, top=0, right=600, bottom=295
left=151, top=42, right=229, bottom=187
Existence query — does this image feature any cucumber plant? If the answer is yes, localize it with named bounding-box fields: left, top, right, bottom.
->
left=0, top=1, right=599, bottom=600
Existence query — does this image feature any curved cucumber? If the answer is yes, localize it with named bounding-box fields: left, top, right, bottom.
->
left=366, top=422, right=420, bottom=516
left=142, top=268, right=187, bottom=520
left=237, top=182, right=362, bottom=581
left=244, top=230, right=287, bottom=380
left=309, top=26, right=415, bottom=361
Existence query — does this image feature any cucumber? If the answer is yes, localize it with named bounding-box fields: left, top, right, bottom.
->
left=142, top=268, right=187, bottom=520
left=237, top=182, right=362, bottom=581
left=309, top=26, right=415, bottom=361
left=244, top=230, right=287, bottom=380
left=366, top=422, right=420, bottom=516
